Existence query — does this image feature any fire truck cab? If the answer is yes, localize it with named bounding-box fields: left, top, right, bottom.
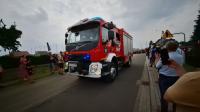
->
left=64, top=17, right=133, bottom=81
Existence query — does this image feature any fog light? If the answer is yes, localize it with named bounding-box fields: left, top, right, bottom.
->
left=89, top=63, right=102, bottom=75
left=90, top=64, right=98, bottom=73
left=83, top=54, right=90, bottom=61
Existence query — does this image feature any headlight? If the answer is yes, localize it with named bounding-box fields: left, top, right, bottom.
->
left=89, top=63, right=102, bottom=75
left=90, top=64, right=98, bottom=73
left=64, top=62, right=68, bottom=70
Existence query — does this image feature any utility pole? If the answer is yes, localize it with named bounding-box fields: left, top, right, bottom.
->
left=173, top=32, right=186, bottom=42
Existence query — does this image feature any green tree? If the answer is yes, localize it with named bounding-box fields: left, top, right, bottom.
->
left=191, top=10, right=200, bottom=42
left=0, top=19, right=22, bottom=53
left=186, top=9, right=200, bottom=67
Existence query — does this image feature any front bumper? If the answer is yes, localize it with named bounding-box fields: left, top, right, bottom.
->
left=65, top=61, right=103, bottom=78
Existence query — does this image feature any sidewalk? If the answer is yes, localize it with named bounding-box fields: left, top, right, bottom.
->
left=133, top=60, right=161, bottom=112
left=0, top=74, right=78, bottom=112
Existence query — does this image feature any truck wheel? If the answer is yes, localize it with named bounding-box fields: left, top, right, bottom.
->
left=104, top=62, right=118, bottom=82
left=78, top=76, right=86, bottom=80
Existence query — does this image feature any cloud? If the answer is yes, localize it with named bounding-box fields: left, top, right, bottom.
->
left=0, top=0, right=199, bottom=55
left=111, top=0, right=191, bottom=31
left=25, top=7, right=48, bottom=24
left=10, top=7, right=48, bottom=24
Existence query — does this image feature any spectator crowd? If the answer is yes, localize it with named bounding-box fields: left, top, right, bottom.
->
left=146, top=38, right=200, bottom=112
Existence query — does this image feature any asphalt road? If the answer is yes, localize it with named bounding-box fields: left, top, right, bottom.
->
left=27, top=54, right=145, bottom=112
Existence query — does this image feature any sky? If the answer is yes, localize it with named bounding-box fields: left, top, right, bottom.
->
left=0, top=0, right=199, bottom=54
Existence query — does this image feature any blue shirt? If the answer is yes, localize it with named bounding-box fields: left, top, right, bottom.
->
left=156, top=51, right=184, bottom=77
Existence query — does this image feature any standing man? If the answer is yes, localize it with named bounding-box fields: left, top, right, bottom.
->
left=150, top=43, right=156, bottom=67
left=155, top=41, right=184, bottom=112
left=48, top=52, right=55, bottom=73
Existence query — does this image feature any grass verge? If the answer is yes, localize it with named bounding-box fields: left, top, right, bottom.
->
left=183, top=64, right=199, bottom=72
left=0, top=64, right=52, bottom=87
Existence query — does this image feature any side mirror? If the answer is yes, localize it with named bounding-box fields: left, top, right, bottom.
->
left=65, top=33, right=68, bottom=44
left=108, top=30, right=114, bottom=40
left=65, top=33, right=68, bottom=38
left=65, top=38, right=68, bottom=44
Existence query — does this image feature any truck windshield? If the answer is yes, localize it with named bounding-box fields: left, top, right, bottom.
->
left=67, top=26, right=99, bottom=44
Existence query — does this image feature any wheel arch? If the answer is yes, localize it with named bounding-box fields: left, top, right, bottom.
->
left=105, top=53, right=117, bottom=62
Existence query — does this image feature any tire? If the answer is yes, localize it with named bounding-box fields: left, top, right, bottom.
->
left=104, top=61, right=118, bottom=82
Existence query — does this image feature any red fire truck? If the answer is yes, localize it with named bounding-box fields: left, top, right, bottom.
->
left=64, top=17, right=133, bottom=81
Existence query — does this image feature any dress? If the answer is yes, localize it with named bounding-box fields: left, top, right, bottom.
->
left=19, top=58, right=28, bottom=78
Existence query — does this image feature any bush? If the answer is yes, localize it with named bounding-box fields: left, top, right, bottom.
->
left=0, top=55, right=49, bottom=69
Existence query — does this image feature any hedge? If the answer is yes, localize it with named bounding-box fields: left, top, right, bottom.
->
left=0, top=56, right=19, bottom=69
left=0, top=55, right=49, bottom=69
left=27, top=55, right=49, bottom=65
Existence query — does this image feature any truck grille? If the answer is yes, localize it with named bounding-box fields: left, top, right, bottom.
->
left=68, top=54, right=84, bottom=61
left=68, top=54, right=91, bottom=74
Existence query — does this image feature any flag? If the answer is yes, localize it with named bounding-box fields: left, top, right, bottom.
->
left=47, top=42, right=51, bottom=51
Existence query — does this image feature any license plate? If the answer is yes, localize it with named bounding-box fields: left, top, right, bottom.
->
left=69, top=63, right=77, bottom=67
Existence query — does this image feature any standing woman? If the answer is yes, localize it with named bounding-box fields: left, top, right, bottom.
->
left=19, top=55, right=28, bottom=80
left=26, top=58, right=34, bottom=83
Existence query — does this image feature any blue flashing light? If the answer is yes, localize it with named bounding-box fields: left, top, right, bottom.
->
left=91, top=17, right=102, bottom=21
left=83, top=54, right=91, bottom=61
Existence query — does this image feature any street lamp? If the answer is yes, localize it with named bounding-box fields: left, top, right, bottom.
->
left=173, top=32, right=186, bottom=42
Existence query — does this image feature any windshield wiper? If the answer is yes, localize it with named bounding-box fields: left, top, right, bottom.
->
left=67, top=42, right=79, bottom=45
left=79, top=41, right=93, bottom=43
left=68, top=40, right=96, bottom=46
left=70, top=41, right=94, bottom=51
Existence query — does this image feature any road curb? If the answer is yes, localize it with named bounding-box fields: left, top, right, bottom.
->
left=133, top=57, right=160, bottom=112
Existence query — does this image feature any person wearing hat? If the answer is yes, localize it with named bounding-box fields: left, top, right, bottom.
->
left=155, top=41, right=184, bottom=112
